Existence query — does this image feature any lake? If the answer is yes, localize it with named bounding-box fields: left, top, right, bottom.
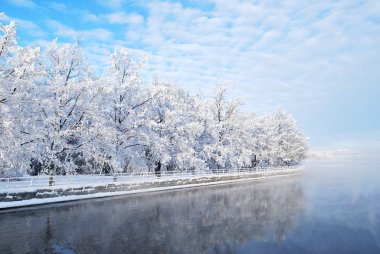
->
left=0, top=158, right=379, bottom=254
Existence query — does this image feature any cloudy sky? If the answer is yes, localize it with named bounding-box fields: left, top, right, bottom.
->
left=1, top=0, right=380, bottom=150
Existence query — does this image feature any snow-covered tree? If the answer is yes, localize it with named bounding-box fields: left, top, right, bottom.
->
left=246, top=114, right=276, bottom=167
left=144, top=80, right=207, bottom=175
left=267, top=109, right=308, bottom=166
left=0, top=14, right=39, bottom=176
left=93, top=48, right=151, bottom=173
left=18, top=40, right=101, bottom=177
left=0, top=15, right=18, bottom=176
left=0, top=14, right=308, bottom=176
left=204, top=84, right=251, bottom=170
left=0, top=13, right=38, bottom=107
left=0, top=14, right=17, bottom=106
left=246, top=109, right=307, bottom=167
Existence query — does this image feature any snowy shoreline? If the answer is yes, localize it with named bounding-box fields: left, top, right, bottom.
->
left=0, top=169, right=301, bottom=210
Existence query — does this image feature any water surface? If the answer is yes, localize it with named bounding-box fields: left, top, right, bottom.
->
left=0, top=158, right=379, bottom=254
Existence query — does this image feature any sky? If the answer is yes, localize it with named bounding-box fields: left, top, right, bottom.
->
left=1, top=0, right=380, bottom=151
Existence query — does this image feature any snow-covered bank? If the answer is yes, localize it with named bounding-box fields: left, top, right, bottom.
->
left=0, top=168, right=301, bottom=209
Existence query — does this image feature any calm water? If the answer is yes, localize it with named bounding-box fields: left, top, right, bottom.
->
left=1, top=158, right=380, bottom=254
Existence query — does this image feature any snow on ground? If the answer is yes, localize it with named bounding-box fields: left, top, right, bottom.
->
left=0, top=167, right=299, bottom=194
left=0, top=170, right=301, bottom=209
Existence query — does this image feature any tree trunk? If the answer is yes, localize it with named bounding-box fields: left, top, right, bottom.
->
left=48, top=164, right=55, bottom=186
left=48, top=175, right=54, bottom=186
left=155, top=161, right=161, bottom=177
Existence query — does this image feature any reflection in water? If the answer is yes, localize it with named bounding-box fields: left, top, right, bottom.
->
left=0, top=176, right=304, bottom=254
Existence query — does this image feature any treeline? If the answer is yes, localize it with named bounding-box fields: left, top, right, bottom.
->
left=0, top=16, right=307, bottom=177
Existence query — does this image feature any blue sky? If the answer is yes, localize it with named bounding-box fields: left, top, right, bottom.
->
left=1, top=0, right=380, bottom=151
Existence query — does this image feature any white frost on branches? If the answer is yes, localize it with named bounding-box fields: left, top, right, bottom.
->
left=0, top=15, right=308, bottom=176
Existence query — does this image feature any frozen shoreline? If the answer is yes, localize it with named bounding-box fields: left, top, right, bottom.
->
left=0, top=169, right=301, bottom=210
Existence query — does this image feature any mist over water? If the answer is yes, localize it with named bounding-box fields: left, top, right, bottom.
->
left=1, top=158, right=380, bottom=254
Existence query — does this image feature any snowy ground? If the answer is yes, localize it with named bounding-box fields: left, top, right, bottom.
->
left=0, top=167, right=301, bottom=209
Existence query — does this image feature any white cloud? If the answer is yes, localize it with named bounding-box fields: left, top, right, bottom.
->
left=1, top=14, right=46, bottom=38
left=48, top=2, right=67, bottom=11
left=46, top=20, right=113, bottom=42
left=7, top=0, right=37, bottom=8
left=105, top=12, right=144, bottom=25
left=14, top=18, right=46, bottom=37
left=81, top=11, right=144, bottom=26
left=132, top=1, right=379, bottom=111
left=82, top=13, right=101, bottom=23
left=96, top=0, right=126, bottom=9
left=9, top=0, right=379, bottom=147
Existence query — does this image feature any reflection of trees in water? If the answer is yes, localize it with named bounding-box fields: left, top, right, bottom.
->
left=0, top=176, right=304, bottom=254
